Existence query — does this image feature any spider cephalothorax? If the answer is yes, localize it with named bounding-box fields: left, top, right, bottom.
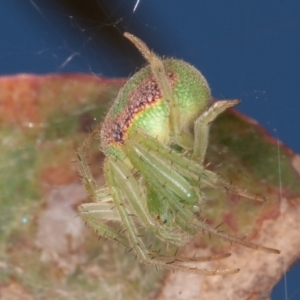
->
left=77, top=32, right=279, bottom=275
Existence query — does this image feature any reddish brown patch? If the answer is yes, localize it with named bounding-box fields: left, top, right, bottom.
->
left=0, top=74, right=123, bottom=128
left=0, top=281, right=34, bottom=300
left=0, top=75, right=41, bottom=125
left=289, top=196, right=300, bottom=206
left=223, top=212, right=239, bottom=232
left=41, top=162, right=78, bottom=187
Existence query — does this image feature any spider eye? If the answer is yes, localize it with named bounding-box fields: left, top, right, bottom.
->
left=155, top=215, right=168, bottom=224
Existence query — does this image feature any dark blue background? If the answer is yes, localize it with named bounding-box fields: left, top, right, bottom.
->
left=1, top=1, right=299, bottom=298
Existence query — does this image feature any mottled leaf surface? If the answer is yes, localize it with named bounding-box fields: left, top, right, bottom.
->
left=0, top=74, right=299, bottom=300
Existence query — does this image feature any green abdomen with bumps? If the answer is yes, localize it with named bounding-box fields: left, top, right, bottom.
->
left=101, top=59, right=211, bottom=158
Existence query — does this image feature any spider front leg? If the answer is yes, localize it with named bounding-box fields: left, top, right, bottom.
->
left=77, top=127, right=132, bottom=249
left=191, top=100, right=269, bottom=203
left=105, top=157, right=239, bottom=276
left=108, top=156, right=191, bottom=247
left=76, top=123, right=102, bottom=201
left=79, top=201, right=131, bottom=249
left=124, top=32, right=194, bottom=148
left=124, top=33, right=178, bottom=133
left=77, top=124, right=189, bottom=248
left=193, top=99, right=240, bottom=163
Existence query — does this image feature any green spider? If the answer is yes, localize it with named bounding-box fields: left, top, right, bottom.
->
left=77, top=32, right=280, bottom=275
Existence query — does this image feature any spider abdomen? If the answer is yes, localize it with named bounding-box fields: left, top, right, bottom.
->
left=101, top=59, right=211, bottom=158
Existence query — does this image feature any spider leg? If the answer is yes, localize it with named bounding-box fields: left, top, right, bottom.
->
left=105, top=157, right=239, bottom=275
left=162, top=181, right=280, bottom=254
left=80, top=202, right=120, bottom=221
left=201, top=169, right=267, bottom=202
left=109, top=157, right=190, bottom=246
left=124, top=33, right=178, bottom=133
left=124, top=32, right=194, bottom=148
left=125, top=139, right=198, bottom=202
left=151, top=166, right=279, bottom=254
left=76, top=123, right=102, bottom=201
left=130, top=130, right=268, bottom=203
left=76, top=124, right=133, bottom=248
left=193, top=100, right=240, bottom=163
left=79, top=201, right=131, bottom=249
left=124, top=136, right=280, bottom=254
